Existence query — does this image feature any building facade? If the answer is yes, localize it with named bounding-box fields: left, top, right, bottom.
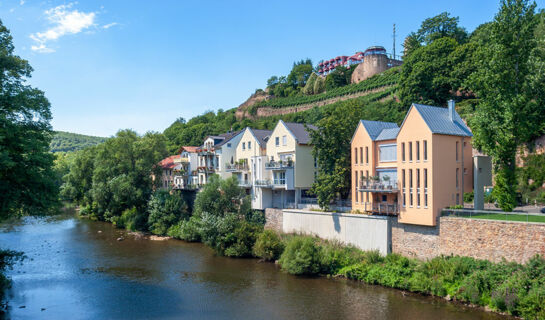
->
left=351, top=101, right=473, bottom=226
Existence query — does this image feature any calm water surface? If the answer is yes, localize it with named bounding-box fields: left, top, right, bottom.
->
left=0, top=214, right=508, bottom=320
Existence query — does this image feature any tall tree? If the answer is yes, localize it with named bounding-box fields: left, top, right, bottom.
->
left=470, top=0, right=545, bottom=211
left=0, top=20, right=58, bottom=219
left=415, top=12, right=468, bottom=45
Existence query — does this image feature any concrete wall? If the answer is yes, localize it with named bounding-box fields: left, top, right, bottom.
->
left=282, top=210, right=392, bottom=255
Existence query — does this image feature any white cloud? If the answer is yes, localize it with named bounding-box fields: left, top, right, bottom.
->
left=102, top=22, right=118, bottom=29
left=30, top=3, right=96, bottom=53
left=20, top=0, right=25, bottom=5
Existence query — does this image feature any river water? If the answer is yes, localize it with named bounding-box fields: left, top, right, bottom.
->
left=0, top=214, right=507, bottom=320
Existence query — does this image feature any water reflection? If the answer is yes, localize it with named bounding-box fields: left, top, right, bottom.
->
left=0, top=215, right=508, bottom=320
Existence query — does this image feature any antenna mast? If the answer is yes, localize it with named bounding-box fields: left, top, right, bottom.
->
left=393, top=23, right=396, bottom=59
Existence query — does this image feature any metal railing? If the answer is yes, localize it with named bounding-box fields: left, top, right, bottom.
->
left=225, top=163, right=249, bottom=172
left=254, top=179, right=272, bottom=187
left=361, top=202, right=399, bottom=215
left=442, top=208, right=545, bottom=224
left=238, top=180, right=252, bottom=188
left=265, top=160, right=293, bottom=169
left=358, top=181, right=399, bottom=192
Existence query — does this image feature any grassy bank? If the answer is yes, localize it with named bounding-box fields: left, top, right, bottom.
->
left=461, top=213, right=545, bottom=223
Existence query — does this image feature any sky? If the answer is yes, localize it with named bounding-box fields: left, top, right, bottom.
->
left=1, top=0, right=544, bottom=137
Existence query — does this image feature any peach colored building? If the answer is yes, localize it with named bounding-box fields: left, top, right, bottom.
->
left=351, top=101, right=473, bottom=226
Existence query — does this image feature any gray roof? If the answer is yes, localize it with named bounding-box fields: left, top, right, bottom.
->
left=360, top=120, right=399, bottom=141
left=375, top=127, right=400, bottom=141
left=412, top=104, right=473, bottom=137
left=215, top=130, right=242, bottom=148
left=284, top=122, right=317, bottom=145
left=250, top=128, right=273, bottom=146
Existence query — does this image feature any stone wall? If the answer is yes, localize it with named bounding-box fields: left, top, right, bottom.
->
left=264, top=208, right=283, bottom=231
left=392, top=216, right=545, bottom=264
left=391, top=219, right=440, bottom=260
left=439, top=217, right=545, bottom=263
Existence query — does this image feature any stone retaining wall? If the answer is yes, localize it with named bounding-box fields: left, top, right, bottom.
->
left=392, top=216, right=545, bottom=264
left=264, top=208, right=283, bottom=231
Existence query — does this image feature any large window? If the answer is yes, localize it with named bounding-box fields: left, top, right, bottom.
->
left=379, top=144, right=397, bottom=162
left=402, top=169, right=406, bottom=207
left=354, top=148, right=358, bottom=164
left=401, top=143, right=405, bottom=161
left=409, top=142, right=413, bottom=161
left=360, top=147, right=363, bottom=164
left=416, top=141, right=420, bottom=161
left=456, top=141, right=459, bottom=161
left=365, top=147, right=369, bottom=164
left=424, top=169, right=428, bottom=207
left=355, top=171, right=359, bottom=203
left=416, top=169, right=421, bottom=207
left=274, top=171, right=286, bottom=185
left=409, top=169, right=413, bottom=207
left=456, top=168, right=460, bottom=189
left=423, top=140, right=428, bottom=161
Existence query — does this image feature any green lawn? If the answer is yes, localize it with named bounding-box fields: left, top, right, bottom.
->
left=461, top=213, right=545, bottom=223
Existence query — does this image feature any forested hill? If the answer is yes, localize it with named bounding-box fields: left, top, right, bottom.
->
left=50, top=131, right=107, bottom=153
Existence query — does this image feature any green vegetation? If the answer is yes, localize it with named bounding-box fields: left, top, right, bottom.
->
left=459, top=213, right=545, bottom=223
left=252, top=230, right=284, bottom=261
left=519, top=152, right=545, bottom=204
left=0, top=20, right=58, bottom=309
left=254, top=68, right=399, bottom=108
left=50, top=131, right=107, bottom=153
left=266, top=59, right=314, bottom=98
left=275, top=235, right=545, bottom=319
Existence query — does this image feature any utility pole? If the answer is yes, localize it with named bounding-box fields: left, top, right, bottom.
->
left=393, top=23, right=396, bottom=59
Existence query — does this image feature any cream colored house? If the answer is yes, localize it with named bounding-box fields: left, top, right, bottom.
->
left=254, top=120, right=317, bottom=209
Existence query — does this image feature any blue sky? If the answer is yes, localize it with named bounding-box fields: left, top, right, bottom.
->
left=1, top=0, right=544, bottom=137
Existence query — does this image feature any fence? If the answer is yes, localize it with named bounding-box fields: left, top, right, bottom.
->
left=442, top=208, right=545, bottom=224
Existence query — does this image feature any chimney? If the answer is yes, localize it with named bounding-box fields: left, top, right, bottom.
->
left=448, top=100, right=455, bottom=122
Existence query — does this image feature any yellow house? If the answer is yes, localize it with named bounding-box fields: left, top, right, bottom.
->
left=351, top=101, right=473, bottom=226
left=256, top=120, right=317, bottom=209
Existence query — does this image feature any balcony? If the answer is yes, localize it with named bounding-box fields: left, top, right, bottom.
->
left=358, top=181, right=399, bottom=193
left=255, top=179, right=272, bottom=187
left=238, top=180, right=252, bottom=188
left=272, top=179, right=286, bottom=188
left=197, top=166, right=215, bottom=173
left=361, top=202, right=399, bottom=215
left=225, top=163, right=249, bottom=172
left=265, top=160, right=293, bottom=170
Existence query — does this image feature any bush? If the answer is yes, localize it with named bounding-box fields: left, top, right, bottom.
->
left=169, top=215, right=202, bottom=242
left=147, top=190, right=189, bottom=235
left=279, top=236, right=322, bottom=275
left=319, top=241, right=365, bottom=274
left=111, top=207, right=145, bottom=231
left=224, top=221, right=262, bottom=257
left=464, top=191, right=474, bottom=203
left=253, top=230, right=284, bottom=261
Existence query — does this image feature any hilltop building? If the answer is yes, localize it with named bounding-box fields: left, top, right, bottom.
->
left=351, top=100, right=473, bottom=226
left=317, top=46, right=402, bottom=83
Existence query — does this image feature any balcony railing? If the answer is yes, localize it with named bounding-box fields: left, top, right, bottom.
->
left=273, top=179, right=286, bottom=187
left=358, top=181, right=399, bottom=192
left=225, top=163, right=249, bottom=172
left=255, top=179, right=272, bottom=187
left=265, top=160, right=293, bottom=170
left=361, top=202, right=399, bottom=215
left=238, top=180, right=252, bottom=188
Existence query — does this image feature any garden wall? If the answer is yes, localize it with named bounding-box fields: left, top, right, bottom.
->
left=282, top=210, right=393, bottom=255
left=264, top=208, right=283, bottom=231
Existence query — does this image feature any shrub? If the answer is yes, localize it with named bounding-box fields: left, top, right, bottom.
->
left=224, top=221, right=262, bottom=257
left=111, top=207, right=145, bottom=231
left=464, top=191, right=474, bottom=203
left=253, top=230, right=284, bottom=261
left=279, top=236, right=322, bottom=275
left=319, top=241, right=365, bottom=274
left=147, top=190, right=189, bottom=235
left=177, top=216, right=202, bottom=242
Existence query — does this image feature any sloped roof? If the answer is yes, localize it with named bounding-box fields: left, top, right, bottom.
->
left=360, top=120, right=399, bottom=141
left=159, top=155, right=181, bottom=169
left=215, top=130, right=242, bottom=148
left=375, top=127, right=400, bottom=141
left=180, top=146, right=199, bottom=153
left=412, top=104, right=473, bottom=137
left=251, top=129, right=273, bottom=146
left=284, top=122, right=317, bottom=145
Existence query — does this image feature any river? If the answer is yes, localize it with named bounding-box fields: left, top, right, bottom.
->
left=0, top=214, right=508, bottom=320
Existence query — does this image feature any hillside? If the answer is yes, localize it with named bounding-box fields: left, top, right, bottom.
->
left=50, top=131, right=107, bottom=153
left=236, top=67, right=400, bottom=119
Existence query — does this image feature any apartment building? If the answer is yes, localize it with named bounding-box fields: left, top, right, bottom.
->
left=173, top=146, right=199, bottom=189
left=255, top=120, right=318, bottom=209
left=351, top=101, right=473, bottom=226
left=197, top=131, right=242, bottom=184
left=156, top=155, right=183, bottom=189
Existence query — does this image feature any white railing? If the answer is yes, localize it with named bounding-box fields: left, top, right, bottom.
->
left=225, top=163, right=249, bottom=172
left=255, top=179, right=272, bottom=187
left=361, top=202, right=399, bottom=215
left=265, top=160, right=293, bottom=170
left=358, top=181, right=399, bottom=192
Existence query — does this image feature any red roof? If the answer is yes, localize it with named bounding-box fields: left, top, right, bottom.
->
left=159, top=155, right=180, bottom=169
left=180, top=146, right=199, bottom=153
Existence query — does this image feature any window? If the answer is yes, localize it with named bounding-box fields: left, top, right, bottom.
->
left=360, top=147, right=363, bottom=164
left=409, top=169, right=413, bottom=207
left=456, top=168, right=460, bottom=189
left=275, top=137, right=279, bottom=146
left=456, top=141, right=459, bottom=161
left=274, top=171, right=286, bottom=185
left=354, top=148, right=358, bottom=164
left=248, top=141, right=251, bottom=150
left=402, top=169, right=406, bottom=207
left=382, top=195, right=387, bottom=202
left=423, top=140, right=428, bottom=161
left=379, top=144, right=397, bottom=162
left=242, top=142, right=246, bottom=150
left=282, top=135, right=287, bottom=146
left=227, top=143, right=231, bottom=148
left=355, top=171, right=359, bottom=203
left=409, top=142, right=413, bottom=161
left=365, top=147, right=369, bottom=164
left=456, top=193, right=460, bottom=205
left=416, top=169, right=421, bottom=207
left=401, top=142, right=405, bottom=161
left=424, top=169, right=428, bottom=207
left=416, top=141, right=420, bottom=161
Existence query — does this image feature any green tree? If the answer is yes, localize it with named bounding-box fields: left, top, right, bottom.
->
left=287, top=59, right=313, bottom=88
left=470, top=0, right=545, bottom=211
left=414, top=12, right=468, bottom=45
left=147, top=190, right=189, bottom=235
left=325, top=66, right=348, bottom=91
left=0, top=20, right=58, bottom=219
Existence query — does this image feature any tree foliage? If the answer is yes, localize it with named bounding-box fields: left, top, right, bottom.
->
left=0, top=19, right=58, bottom=219
left=470, top=0, right=545, bottom=211
left=50, top=131, right=106, bottom=153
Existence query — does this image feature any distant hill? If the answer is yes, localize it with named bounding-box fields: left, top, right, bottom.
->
left=50, top=131, right=107, bottom=153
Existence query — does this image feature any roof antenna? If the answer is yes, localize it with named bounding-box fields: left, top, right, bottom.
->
left=393, top=23, right=396, bottom=59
